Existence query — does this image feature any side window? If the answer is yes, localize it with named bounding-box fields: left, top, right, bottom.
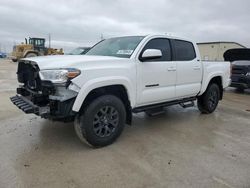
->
left=40, top=40, right=45, bottom=46
left=140, top=38, right=171, bottom=61
left=174, top=40, right=196, bottom=61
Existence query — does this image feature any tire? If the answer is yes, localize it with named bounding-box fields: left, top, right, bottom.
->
left=25, top=53, right=37, bottom=58
left=74, top=95, right=126, bottom=147
left=12, top=59, right=17, bottom=62
left=197, top=83, right=220, bottom=114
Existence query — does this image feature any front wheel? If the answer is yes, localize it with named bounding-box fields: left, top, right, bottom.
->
left=74, top=95, right=126, bottom=147
left=197, top=83, right=220, bottom=114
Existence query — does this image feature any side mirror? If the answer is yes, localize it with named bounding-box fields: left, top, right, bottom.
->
left=140, top=49, right=162, bottom=61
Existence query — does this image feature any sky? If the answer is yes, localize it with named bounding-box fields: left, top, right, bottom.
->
left=0, top=0, right=250, bottom=53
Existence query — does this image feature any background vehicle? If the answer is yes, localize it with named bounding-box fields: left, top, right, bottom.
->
left=66, top=47, right=91, bottom=55
left=10, top=37, right=64, bottom=62
left=230, top=61, right=250, bottom=91
left=224, top=48, right=250, bottom=91
left=10, top=34, right=231, bottom=147
left=0, top=52, right=7, bottom=58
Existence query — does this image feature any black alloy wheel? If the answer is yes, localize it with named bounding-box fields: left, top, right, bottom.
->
left=93, top=106, right=119, bottom=138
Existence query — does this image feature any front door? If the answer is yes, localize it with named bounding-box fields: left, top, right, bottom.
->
left=136, top=38, right=177, bottom=106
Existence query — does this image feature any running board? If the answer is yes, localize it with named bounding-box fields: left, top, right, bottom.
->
left=132, top=97, right=196, bottom=113
left=179, top=101, right=195, bottom=108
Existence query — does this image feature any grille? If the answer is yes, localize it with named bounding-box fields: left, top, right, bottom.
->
left=17, top=61, right=41, bottom=90
left=232, top=66, right=247, bottom=75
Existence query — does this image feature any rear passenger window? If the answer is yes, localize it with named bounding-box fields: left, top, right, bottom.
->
left=141, top=38, right=171, bottom=61
left=174, top=40, right=196, bottom=61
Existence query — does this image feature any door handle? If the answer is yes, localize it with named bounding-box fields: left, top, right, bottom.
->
left=193, top=66, right=201, bottom=70
left=167, top=67, right=176, bottom=71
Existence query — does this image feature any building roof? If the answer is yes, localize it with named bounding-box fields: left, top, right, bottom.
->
left=197, top=41, right=246, bottom=48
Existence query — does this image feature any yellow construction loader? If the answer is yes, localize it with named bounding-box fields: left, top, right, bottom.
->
left=11, top=37, right=64, bottom=62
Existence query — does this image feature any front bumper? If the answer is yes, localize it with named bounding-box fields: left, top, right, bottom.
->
left=10, top=95, right=48, bottom=115
left=230, top=82, right=249, bottom=89
left=230, top=74, right=250, bottom=89
left=9, top=55, right=18, bottom=61
left=12, top=61, right=80, bottom=121
left=10, top=85, right=78, bottom=121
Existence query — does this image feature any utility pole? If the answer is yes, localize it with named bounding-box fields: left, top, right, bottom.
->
left=48, top=33, right=51, bottom=48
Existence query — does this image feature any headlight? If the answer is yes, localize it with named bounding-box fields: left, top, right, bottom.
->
left=39, top=68, right=81, bottom=84
left=246, top=72, right=250, bottom=76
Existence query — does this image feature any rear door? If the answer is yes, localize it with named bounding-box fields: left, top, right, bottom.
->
left=172, top=39, right=202, bottom=98
left=136, top=38, right=177, bottom=105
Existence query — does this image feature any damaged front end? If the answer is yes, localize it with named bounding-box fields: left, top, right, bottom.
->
left=10, top=60, right=79, bottom=121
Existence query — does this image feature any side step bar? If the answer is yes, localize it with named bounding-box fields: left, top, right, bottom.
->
left=179, top=101, right=195, bottom=108
left=132, top=97, right=196, bottom=113
left=10, top=95, right=39, bottom=114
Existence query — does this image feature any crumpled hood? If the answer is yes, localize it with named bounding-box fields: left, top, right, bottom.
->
left=22, top=55, right=125, bottom=70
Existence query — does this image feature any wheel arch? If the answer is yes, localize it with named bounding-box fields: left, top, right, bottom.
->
left=72, top=82, right=133, bottom=125
left=200, top=75, right=223, bottom=100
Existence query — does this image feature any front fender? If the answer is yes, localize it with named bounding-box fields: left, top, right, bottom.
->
left=72, top=76, right=135, bottom=112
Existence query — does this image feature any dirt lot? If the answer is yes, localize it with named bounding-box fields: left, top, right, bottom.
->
left=0, top=58, right=249, bottom=188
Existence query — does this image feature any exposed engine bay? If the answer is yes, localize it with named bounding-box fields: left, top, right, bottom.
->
left=11, top=61, right=77, bottom=121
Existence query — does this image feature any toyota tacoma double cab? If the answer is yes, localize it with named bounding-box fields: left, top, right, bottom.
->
left=10, top=34, right=231, bottom=147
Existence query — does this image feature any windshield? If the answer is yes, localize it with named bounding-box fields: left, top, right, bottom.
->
left=85, top=36, right=145, bottom=58
left=68, top=47, right=88, bottom=55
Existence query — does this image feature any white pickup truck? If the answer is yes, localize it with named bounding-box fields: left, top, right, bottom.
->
left=10, top=34, right=231, bottom=147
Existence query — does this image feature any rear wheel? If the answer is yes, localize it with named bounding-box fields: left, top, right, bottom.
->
left=198, top=83, right=220, bottom=114
left=25, top=53, right=37, bottom=58
left=74, top=95, right=126, bottom=147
